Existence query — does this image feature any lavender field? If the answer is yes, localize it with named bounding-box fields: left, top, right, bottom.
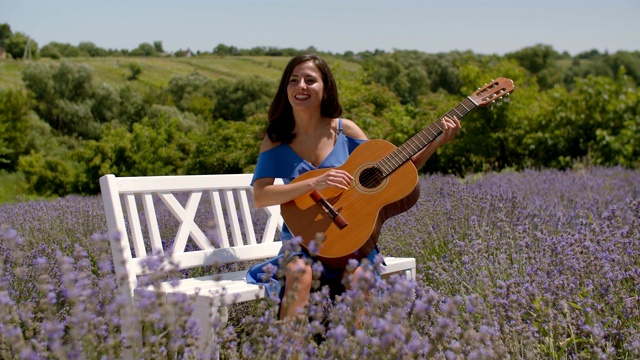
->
left=1, top=167, right=639, bottom=359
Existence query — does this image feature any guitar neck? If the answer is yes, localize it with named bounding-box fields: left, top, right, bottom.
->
left=377, top=96, right=478, bottom=176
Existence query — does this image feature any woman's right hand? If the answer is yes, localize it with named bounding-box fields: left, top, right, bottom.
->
left=312, top=169, right=354, bottom=190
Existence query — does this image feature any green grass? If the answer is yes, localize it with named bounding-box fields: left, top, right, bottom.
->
left=0, top=60, right=25, bottom=90
left=0, top=171, right=34, bottom=203
left=0, top=171, right=54, bottom=204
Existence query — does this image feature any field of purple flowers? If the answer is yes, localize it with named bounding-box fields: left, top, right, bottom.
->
left=1, top=166, right=639, bottom=359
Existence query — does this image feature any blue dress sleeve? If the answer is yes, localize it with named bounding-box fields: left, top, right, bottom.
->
left=347, top=136, right=367, bottom=154
left=251, top=150, right=279, bottom=185
left=251, top=144, right=305, bottom=186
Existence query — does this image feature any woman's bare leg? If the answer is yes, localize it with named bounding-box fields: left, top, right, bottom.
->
left=345, top=266, right=377, bottom=328
left=280, top=258, right=313, bottom=320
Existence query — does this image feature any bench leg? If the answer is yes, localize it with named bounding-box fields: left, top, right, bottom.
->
left=405, top=267, right=416, bottom=280
left=120, top=292, right=142, bottom=360
left=193, top=305, right=228, bottom=359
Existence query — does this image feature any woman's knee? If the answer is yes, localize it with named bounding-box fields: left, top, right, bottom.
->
left=284, top=258, right=312, bottom=289
left=347, top=266, right=375, bottom=290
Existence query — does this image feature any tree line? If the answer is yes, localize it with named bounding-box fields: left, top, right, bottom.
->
left=0, top=23, right=638, bottom=198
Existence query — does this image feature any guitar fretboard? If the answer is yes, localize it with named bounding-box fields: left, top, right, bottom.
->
left=377, top=97, right=478, bottom=177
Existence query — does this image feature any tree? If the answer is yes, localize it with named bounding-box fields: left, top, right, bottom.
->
left=18, top=152, right=77, bottom=196
left=40, top=42, right=83, bottom=58
left=362, top=50, right=435, bottom=105
left=116, top=85, right=148, bottom=129
left=606, top=51, right=640, bottom=85
left=127, top=62, right=142, bottom=80
left=91, top=83, right=121, bottom=123
left=0, top=90, right=32, bottom=170
left=166, top=72, right=216, bottom=118
left=130, top=42, right=156, bottom=56
left=52, top=61, right=93, bottom=102
left=22, top=60, right=99, bottom=137
left=0, top=23, right=12, bottom=47
left=4, top=32, right=38, bottom=59
left=563, top=58, right=614, bottom=88
left=505, top=44, right=559, bottom=75
left=211, top=76, right=275, bottom=121
left=153, top=41, right=164, bottom=54
left=39, top=43, right=62, bottom=59
left=22, top=62, right=57, bottom=121
left=123, top=106, right=197, bottom=176
left=213, top=43, right=238, bottom=56
left=78, top=41, right=107, bottom=57
left=338, top=68, right=408, bottom=140
left=186, top=117, right=263, bottom=175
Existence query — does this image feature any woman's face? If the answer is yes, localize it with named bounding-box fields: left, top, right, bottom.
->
left=287, top=60, right=324, bottom=112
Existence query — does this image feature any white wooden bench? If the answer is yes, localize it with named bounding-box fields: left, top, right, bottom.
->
left=99, top=173, right=416, bottom=357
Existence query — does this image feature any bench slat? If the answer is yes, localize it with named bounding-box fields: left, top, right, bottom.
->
left=127, top=242, right=283, bottom=273
left=159, top=191, right=213, bottom=253
left=208, top=190, right=230, bottom=248
left=125, top=193, right=147, bottom=257
left=223, top=189, right=243, bottom=247
left=142, top=193, right=164, bottom=255
left=112, top=174, right=254, bottom=192
left=238, top=189, right=257, bottom=245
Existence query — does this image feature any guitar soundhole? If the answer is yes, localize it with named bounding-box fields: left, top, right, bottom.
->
left=358, top=166, right=384, bottom=189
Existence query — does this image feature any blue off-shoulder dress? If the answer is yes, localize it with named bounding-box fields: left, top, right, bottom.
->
left=246, top=119, right=380, bottom=300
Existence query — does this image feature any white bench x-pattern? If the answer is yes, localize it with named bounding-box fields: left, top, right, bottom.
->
left=99, top=173, right=416, bottom=357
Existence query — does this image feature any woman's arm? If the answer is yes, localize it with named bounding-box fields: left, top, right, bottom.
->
left=253, top=170, right=354, bottom=208
left=252, top=130, right=355, bottom=208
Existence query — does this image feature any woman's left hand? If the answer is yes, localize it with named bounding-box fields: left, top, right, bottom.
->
left=433, top=115, right=461, bottom=147
left=409, top=115, right=461, bottom=169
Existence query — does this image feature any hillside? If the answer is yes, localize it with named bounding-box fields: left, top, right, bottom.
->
left=0, top=55, right=361, bottom=92
left=1, top=50, right=638, bottom=204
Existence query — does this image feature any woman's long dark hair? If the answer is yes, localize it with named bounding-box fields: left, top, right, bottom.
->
left=265, top=53, right=343, bottom=144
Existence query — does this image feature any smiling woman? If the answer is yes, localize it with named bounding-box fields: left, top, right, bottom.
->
left=247, top=53, right=460, bottom=322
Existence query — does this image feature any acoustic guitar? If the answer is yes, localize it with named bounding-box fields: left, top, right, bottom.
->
left=281, top=77, right=515, bottom=268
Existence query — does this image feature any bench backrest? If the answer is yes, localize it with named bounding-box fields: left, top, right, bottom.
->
left=99, top=174, right=283, bottom=294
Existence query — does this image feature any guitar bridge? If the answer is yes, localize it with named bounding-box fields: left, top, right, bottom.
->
left=309, top=191, right=348, bottom=229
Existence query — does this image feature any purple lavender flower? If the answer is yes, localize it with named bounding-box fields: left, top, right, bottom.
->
left=0, top=167, right=638, bottom=358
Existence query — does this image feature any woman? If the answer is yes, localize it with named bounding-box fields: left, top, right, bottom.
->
left=247, top=53, right=460, bottom=320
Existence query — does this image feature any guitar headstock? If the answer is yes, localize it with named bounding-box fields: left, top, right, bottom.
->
left=469, top=77, right=515, bottom=107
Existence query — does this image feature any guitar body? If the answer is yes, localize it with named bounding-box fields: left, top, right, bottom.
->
left=280, top=139, right=420, bottom=268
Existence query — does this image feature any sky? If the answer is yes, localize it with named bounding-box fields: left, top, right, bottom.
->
left=2, top=0, right=639, bottom=56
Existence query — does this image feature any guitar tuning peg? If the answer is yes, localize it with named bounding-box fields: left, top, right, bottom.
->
left=490, top=100, right=495, bottom=110
left=497, top=98, right=503, bottom=106
left=504, top=94, right=510, bottom=103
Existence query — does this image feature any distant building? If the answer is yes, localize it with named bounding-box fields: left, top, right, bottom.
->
left=173, top=48, right=193, bottom=58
